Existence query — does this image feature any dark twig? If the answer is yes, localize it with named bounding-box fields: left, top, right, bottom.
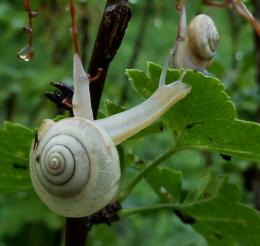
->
left=65, top=218, right=89, bottom=246
left=45, top=82, right=74, bottom=114
left=46, top=1, right=131, bottom=117
left=64, top=1, right=131, bottom=246
left=65, top=204, right=121, bottom=246
left=88, top=0, right=132, bottom=118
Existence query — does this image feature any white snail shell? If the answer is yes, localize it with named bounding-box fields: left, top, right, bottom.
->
left=187, top=14, right=219, bottom=66
left=29, top=54, right=191, bottom=218
left=30, top=118, right=120, bottom=218
left=173, top=12, right=220, bottom=71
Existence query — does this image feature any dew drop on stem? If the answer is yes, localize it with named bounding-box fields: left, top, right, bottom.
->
left=17, top=45, right=34, bottom=62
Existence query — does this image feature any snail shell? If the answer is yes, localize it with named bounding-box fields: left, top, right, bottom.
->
left=30, top=118, right=120, bottom=218
left=29, top=53, right=191, bottom=218
left=187, top=14, right=219, bottom=67
left=173, top=13, right=220, bottom=71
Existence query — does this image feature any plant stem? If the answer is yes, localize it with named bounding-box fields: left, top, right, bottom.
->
left=88, top=0, right=131, bottom=118
left=64, top=1, right=131, bottom=245
left=203, top=0, right=230, bottom=8
left=119, top=203, right=179, bottom=217
left=23, top=0, right=34, bottom=47
left=65, top=218, right=89, bottom=246
left=118, top=146, right=179, bottom=202
left=70, top=0, right=80, bottom=55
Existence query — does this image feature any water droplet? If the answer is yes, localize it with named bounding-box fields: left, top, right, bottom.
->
left=17, top=45, right=34, bottom=62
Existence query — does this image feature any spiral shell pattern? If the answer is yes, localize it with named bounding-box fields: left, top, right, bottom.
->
left=30, top=118, right=120, bottom=217
left=187, top=14, right=219, bottom=61
left=35, top=133, right=90, bottom=197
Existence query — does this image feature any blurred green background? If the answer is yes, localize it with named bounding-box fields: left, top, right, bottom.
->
left=0, top=0, right=259, bottom=245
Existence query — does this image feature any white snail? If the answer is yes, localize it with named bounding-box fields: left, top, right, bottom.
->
left=30, top=54, right=191, bottom=218
left=172, top=6, right=219, bottom=71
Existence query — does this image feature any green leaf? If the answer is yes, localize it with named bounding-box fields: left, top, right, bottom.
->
left=146, top=167, right=182, bottom=203
left=104, top=99, right=125, bottom=116
left=184, top=169, right=242, bottom=204
left=127, top=62, right=260, bottom=161
left=0, top=122, right=33, bottom=192
left=178, top=170, right=260, bottom=246
left=183, top=198, right=260, bottom=246
left=0, top=192, right=62, bottom=237
left=129, top=121, right=164, bottom=140
left=126, top=68, right=152, bottom=98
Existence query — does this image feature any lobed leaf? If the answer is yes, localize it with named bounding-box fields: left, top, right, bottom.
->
left=127, top=62, right=260, bottom=161
left=179, top=171, right=260, bottom=246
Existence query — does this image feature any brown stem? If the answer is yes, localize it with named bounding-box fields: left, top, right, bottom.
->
left=65, top=218, right=89, bottom=246
left=203, top=0, right=230, bottom=8
left=23, top=0, right=36, bottom=47
left=70, top=0, right=80, bottom=55
left=176, top=0, right=186, bottom=10
left=79, top=3, right=90, bottom=65
left=65, top=1, right=131, bottom=245
left=203, top=0, right=260, bottom=36
left=88, top=0, right=132, bottom=118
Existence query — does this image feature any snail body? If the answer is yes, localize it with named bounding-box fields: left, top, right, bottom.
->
left=30, top=54, right=191, bottom=218
left=172, top=7, right=219, bottom=71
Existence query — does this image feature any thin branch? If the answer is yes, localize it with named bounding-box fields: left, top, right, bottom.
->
left=70, top=0, right=80, bottom=55
left=118, top=147, right=179, bottom=202
left=176, top=0, right=186, bottom=10
left=17, top=0, right=37, bottom=61
left=88, top=0, right=132, bottom=118
left=203, top=0, right=230, bottom=8
left=23, top=0, right=34, bottom=47
left=79, top=3, right=90, bottom=65
left=203, top=0, right=260, bottom=36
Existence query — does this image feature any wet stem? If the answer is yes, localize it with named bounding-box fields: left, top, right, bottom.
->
left=118, top=145, right=179, bottom=203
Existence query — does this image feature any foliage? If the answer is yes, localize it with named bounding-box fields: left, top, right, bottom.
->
left=0, top=0, right=260, bottom=246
